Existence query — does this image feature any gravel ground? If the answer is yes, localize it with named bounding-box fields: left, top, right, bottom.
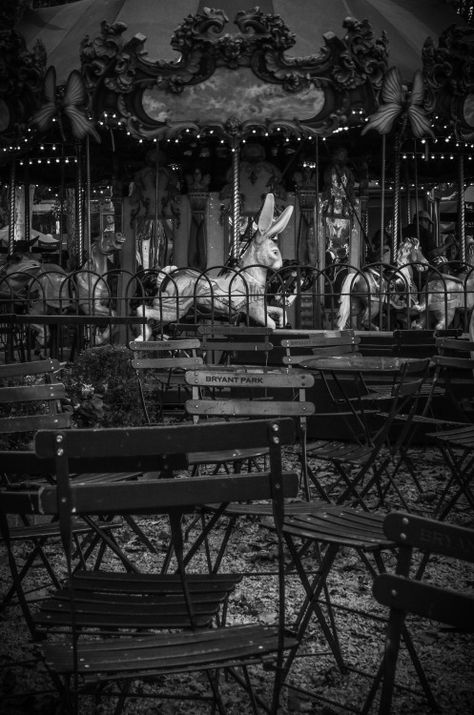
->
left=1, top=444, right=473, bottom=715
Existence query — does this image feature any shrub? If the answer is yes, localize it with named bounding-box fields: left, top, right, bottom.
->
left=61, top=344, right=159, bottom=428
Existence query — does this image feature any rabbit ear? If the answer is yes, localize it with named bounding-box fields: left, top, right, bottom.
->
left=266, top=205, right=294, bottom=239
left=258, top=193, right=275, bottom=235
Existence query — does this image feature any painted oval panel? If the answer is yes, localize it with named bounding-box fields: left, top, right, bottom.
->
left=142, top=67, right=325, bottom=125
left=463, top=93, right=474, bottom=128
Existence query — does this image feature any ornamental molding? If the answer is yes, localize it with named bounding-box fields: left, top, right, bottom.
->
left=80, top=8, right=388, bottom=141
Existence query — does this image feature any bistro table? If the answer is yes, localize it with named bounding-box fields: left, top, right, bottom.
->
left=297, top=354, right=427, bottom=442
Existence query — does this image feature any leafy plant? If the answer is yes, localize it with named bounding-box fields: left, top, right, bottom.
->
left=61, top=344, right=154, bottom=428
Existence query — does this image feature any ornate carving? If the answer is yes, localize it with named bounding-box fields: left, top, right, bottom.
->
left=422, top=24, right=474, bottom=141
left=83, top=9, right=388, bottom=140
left=0, top=29, right=46, bottom=145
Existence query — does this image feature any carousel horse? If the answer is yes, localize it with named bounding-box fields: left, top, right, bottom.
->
left=337, top=237, right=429, bottom=330
left=135, top=193, right=293, bottom=341
left=418, top=268, right=474, bottom=330
left=75, top=230, right=127, bottom=344
left=0, top=251, right=69, bottom=349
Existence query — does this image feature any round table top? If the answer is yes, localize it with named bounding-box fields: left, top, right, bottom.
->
left=299, top=354, right=422, bottom=374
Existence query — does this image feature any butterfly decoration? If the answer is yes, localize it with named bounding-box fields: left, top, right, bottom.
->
left=362, top=66, right=434, bottom=139
left=30, top=66, right=101, bottom=143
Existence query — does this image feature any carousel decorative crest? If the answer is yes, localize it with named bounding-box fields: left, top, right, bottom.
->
left=80, top=7, right=389, bottom=141
left=422, top=24, right=474, bottom=142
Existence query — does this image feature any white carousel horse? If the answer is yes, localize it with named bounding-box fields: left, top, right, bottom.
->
left=135, top=193, right=293, bottom=341
left=417, top=268, right=474, bottom=330
left=0, top=251, right=70, bottom=349
left=337, top=237, right=429, bottom=330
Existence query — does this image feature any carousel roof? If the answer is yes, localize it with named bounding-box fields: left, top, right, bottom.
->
left=18, top=0, right=465, bottom=84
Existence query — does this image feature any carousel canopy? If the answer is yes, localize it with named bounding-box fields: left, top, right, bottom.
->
left=18, top=0, right=464, bottom=84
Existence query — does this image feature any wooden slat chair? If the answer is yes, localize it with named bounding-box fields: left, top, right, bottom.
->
left=181, top=366, right=329, bottom=577
left=393, top=328, right=462, bottom=359
left=0, top=419, right=299, bottom=714
left=129, top=338, right=204, bottom=422
left=0, top=359, right=147, bottom=613
left=185, top=365, right=316, bottom=499
left=278, top=505, right=443, bottom=712
left=280, top=329, right=361, bottom=368
left=280, top=330, right=374, bottom=443
left=395, top=339, right=474, bottom=518
left=198, top=323, right=274, bottom=367
left=307, top=359, right=432, bottom=510
left=366, top=512, right=474, bottom=714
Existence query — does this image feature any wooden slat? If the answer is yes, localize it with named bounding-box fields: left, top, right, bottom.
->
left=185, top=399, right=314, bottom=417
left=383, top=511, right=474, bottom=562
left=184, top=369, right=314, bottom=389
left=41, top=624, right=295, bottom=675
left=0, top=382, right=66, bottom=403
left=35, top=418, right=296, bottom=459
left=37, top=471, right=299, bottom=516
left=129, top=339, right=202, bottom=351
left=374, top=574, right=474, bottom=631
left=0, top=358, right=60, bottom=378
left=0, top=413, right=71, bottom=434
left=131, top=357, right=203, bottom=370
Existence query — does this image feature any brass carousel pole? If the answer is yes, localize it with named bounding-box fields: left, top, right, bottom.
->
left=8, top=159, right=16, bottom=255
left=85, top=135, right=92, bottom=259
left=230, top=137, right=240, bottom=260
left=392, top=135, right=401, bottom=259
left=380, top=135, right=386, bottom=261
left=458, top=150, right=466, bottom=263
left=24, top=163, right=30, bottom=248
left=76, top=143, right=84, bottom=264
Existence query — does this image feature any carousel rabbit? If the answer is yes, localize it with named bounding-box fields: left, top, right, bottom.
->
left=135, top=193, right=293, bottom=341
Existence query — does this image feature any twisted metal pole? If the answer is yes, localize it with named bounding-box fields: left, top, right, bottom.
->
left=231, top=138, right=240, bottom=260
left=76, top=143, right=84, bottom=264
left=8, top=160, right=16, bottom=255
left=458, top=151, right=466, bottom=263
left=392, top=135, right=401, bottom=259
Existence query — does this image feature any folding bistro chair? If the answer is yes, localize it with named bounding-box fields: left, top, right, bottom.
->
left=129, top=337, right=204, bottom=422
left=0, top=359, right=148, bottom=615
left=297, top=359, right=432, bottom=510
left=279, top=503, right=445, bottom=711
left=197, top=323, right=274, bottom=367
left=0, top=419, right=299, bottom=714
left=366, top=511, right=474, bottom=714
left=185, top=365, right=316, bottom=498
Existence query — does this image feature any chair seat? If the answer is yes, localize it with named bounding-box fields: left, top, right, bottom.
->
left=35, top=571, right=243, bottom=629
left=426, top=424, right=474, bottom=447
left=210, top=500, right=327, bottom=517
left=307, top=441, right=378, bottom=465
left=282, top=506, right=393, bottom=549
left=42, top=623, right=299, bottom=676
left=188, top=446, right=268, bottom=465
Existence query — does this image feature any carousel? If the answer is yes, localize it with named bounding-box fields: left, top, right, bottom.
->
left=1, top=0, right=474, bottom=360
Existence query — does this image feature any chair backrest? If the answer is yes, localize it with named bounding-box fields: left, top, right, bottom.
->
left=129, top=338, right=204, bottom=422
left=375, top=510, right=474, bottom=630
left=372, top=511, right=474, bottom=713
left=431, top=337, right=474, bottom=421
left=372, top=358, right=432, bottom=450
left=30, top=419, right=298, bottom=576
left=197, top=324, right=274, bottom=366
left=0, top=358, right=70, bottom=446
left=184, top=367, right=315, bottom=421
left=281, top=330, right=360, bottom=367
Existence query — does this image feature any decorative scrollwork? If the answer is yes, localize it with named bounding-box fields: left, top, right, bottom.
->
left=422, top=24, right=474, bottom=141
left=83, top=8, right=388, bottom=141
left=0, top=29, right=46, bottom=145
